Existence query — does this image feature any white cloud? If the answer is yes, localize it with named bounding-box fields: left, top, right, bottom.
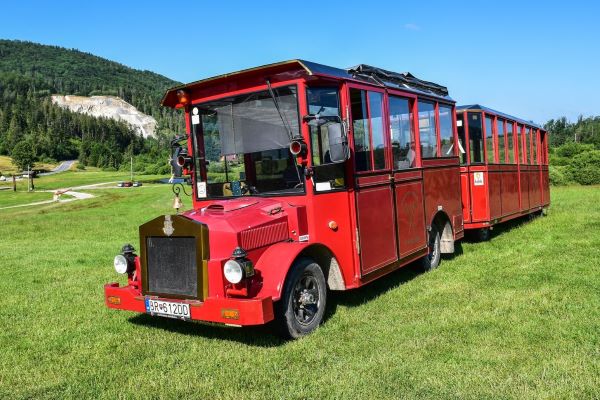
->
left=404, top=23, right=420, bottom=31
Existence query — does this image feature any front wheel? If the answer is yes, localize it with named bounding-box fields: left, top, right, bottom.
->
left=421, top=225, right=441, bottom=272
left=275, top=258, right=327, bottom=339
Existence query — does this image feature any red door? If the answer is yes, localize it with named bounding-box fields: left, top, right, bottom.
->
left=349, top=86, right=398, bottom=275
left=388, top=94, right=426, bottom=258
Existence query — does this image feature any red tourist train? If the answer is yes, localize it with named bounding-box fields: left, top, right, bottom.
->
left=104, top=60, right=549, bottom=338
left=455, top=105, right=550, bottom=240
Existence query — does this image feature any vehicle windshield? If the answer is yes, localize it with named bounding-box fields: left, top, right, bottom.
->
left=191, top=85, right=303, bottom=198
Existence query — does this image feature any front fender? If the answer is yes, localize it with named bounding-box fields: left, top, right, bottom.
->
left=254, top=241, right=312, bottom=302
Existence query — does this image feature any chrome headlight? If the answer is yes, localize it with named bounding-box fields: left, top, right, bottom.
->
left=114, top=254, right=129, bottom=274
left=223, top=259, right=243, bottom=284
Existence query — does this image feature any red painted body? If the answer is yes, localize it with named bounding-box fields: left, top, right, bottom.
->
left=104, top=62, right=542, bottom=328
left=456, top=107, right=550, bottom=230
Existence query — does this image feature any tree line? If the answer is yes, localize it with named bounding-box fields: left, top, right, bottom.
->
left=545, top=116, right=600, bottom=185
left=0, top=40, right=184, bottom=172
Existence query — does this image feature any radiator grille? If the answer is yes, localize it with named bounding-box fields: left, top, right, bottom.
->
left=146, top=236, right=198, bottom=298
left=239, top=221, right=288, bottom=250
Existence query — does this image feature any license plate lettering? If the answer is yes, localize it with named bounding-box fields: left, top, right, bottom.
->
left=145, top=298, right=190, bottom=319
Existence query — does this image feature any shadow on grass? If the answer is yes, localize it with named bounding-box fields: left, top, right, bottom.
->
left=128, top=242, right=478, bottom=346
left=128, top=262, right=429, bottom=347
left=128, top=313, right=287, bottom=347
left=462, top=212, right=543, bottom=243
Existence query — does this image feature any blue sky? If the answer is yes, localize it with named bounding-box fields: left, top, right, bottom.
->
left=1, top=0, right=598, bottom=123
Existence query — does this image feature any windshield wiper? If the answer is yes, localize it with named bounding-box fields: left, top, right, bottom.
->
left=265, top=78, right=303, bottom=187
left=266, top=79, right=295, bottom=141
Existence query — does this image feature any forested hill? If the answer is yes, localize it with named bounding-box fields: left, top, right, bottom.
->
left=0, top=39, right=184, bottom=171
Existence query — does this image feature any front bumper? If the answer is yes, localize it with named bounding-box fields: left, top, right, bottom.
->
left=104, top=283, right=274, bottom=326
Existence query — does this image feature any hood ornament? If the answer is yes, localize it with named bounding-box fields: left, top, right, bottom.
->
left=163, top=215, right=175, bottom=236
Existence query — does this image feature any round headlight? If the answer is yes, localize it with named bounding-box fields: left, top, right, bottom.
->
left=224, top=260, right=243, bottom=284
left=114, top=255, right=129, bottom=274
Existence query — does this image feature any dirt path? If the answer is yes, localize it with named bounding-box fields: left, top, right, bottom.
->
left=0, top=181, right=119, bottom=210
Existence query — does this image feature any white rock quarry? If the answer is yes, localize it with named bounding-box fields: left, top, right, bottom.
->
left=51, top=95, right=157, bottom=138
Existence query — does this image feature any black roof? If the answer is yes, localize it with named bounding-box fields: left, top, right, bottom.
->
left=456, top=104, right=544, bottom=130
left=299, top=60, right=452, bottom=101
left=162, top=60, right=453, bottom=106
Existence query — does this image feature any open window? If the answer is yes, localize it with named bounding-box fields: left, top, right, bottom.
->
left=485, top=115, right=495, bottom=164
left=523, top=127, right=531, bottom=164
left=456, top=113, right=467, bottom=164
left=307, top=87, right=346, bottom=191
left=468, top=112, right=484, bottom=164
left=497, top=118, right=505, bottom=164
left=506, top=121, right=515, bottom=164
left=350, top=89, right=387, bottom=172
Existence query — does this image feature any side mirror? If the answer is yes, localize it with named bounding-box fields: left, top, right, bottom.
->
left=326, top=122, right=350, bottom=163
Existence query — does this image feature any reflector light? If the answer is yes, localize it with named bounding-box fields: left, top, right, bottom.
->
left=221, top=309, right=240, bottom=320
left=176, top=90, right=189, bottom=105
left=107, top=296, right=121, bottom=305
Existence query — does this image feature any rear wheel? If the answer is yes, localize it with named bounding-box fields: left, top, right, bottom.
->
left=422, top=225, right=441, bottom=272
left=275, top=258, right=327, bottom=339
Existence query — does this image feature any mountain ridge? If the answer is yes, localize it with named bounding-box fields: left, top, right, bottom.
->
left=0, top=39, right=184, bottom=170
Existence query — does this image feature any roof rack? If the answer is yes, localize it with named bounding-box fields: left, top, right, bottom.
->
left=347, top=64, right=449, bottom=97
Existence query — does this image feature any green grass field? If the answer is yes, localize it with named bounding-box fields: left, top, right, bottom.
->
left=0, top=185, right=598, bottom=399
left=0, top=170, right=169, bottom=208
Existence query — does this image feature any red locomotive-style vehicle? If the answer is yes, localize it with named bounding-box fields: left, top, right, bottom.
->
left=104, top=60, right=547, bottom=338
left=455, top=105, right=550, bottom=240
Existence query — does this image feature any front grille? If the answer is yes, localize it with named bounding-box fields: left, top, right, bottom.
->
left=146, top=236, right=198, bottom=298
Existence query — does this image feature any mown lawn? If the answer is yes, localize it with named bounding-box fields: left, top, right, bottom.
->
left=0, top=170, right=169, bottom=208
left=0, top=186, right=598, bottom=399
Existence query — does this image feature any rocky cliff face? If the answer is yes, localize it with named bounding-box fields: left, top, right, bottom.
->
left=51, top=95, right=157, bottom=138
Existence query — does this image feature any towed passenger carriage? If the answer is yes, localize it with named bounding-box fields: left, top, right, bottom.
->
left=455, top=105, right=550, bottom=240
left=105, top=60, right=474, bottom=337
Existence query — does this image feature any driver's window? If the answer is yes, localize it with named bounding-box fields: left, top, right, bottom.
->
left=307, top=87, right=346, bottom=191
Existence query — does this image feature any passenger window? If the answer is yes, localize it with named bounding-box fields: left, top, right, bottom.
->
left=369, top=92, right=386, bottom=170
left=350, top=89, right=387, bottom=172
left=351, top=89, right=371, bottom=172
left=456, top=113, right=467, bottom=164
left=485, top=116, right=495, bottom=163
left=439, top=105, right=454, bottom=157
left=307, top=87, right=345, bottom=190
left=389, top=96, right=416, bottom=169
left=531, top=129, right=538, bottom=165
left=506, top=122, right=515, bottom=164
left=468, top=112, right=484, bottom=163
left=418, top=101, right=437, bottom=158
left=497, top=119, right=505, bottom=164
left=524, top=127, right=531, bottom=164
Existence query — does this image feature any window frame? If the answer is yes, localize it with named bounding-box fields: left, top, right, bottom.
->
left=483, top=113, right=496, bottom=164
left=388, top=94, right=418, bottom=170
left=417, top=99, right=439, bottom=159
left=305, top=84, right=347, bottom=193
left=347, top=84, right=390, bottom=174
left=438, top=103, right=456, bottom=158
left=189, top=82, right=305, bottom=200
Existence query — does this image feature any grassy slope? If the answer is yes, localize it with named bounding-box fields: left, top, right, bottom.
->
left=0, top=155, right=58, bottom=175
left=0, top=186, right=598, bottom=399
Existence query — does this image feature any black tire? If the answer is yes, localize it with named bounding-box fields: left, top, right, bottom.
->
left=421, top=225, right=441, bottom=272
left=275, top=258, right=327, bottom=339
